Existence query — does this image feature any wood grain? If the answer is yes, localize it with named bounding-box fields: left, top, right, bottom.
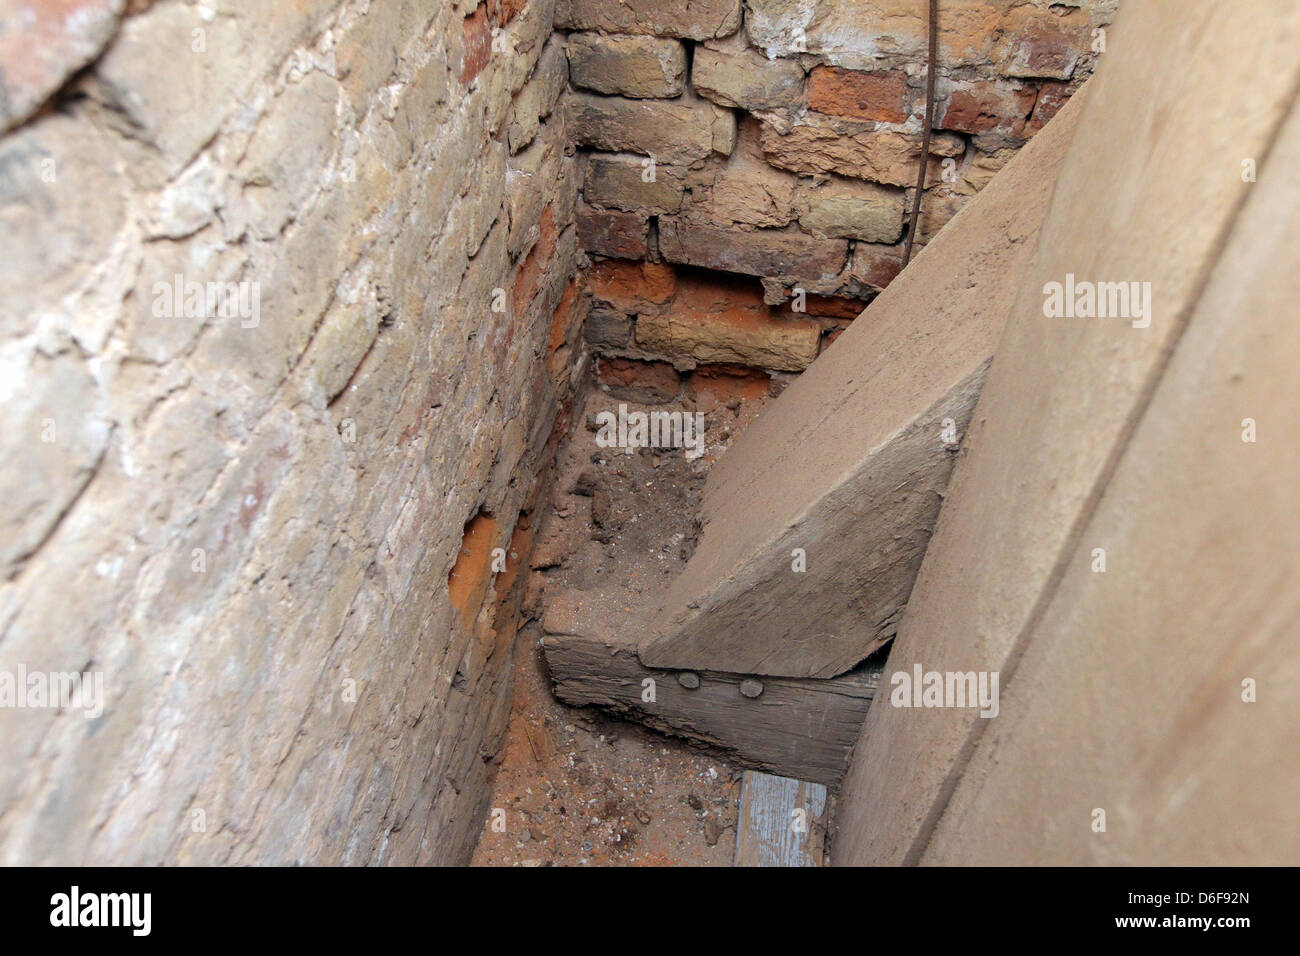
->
left=735, top=771, right=827, bottom=867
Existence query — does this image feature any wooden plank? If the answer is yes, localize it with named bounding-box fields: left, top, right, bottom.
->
left=921, top=82, right=1300, bottom=865
left=542, top=587, right=882, bottom=786
left=835, top=0, right=1300, bottom=865
left=735, top=771, right=827, bottom=867
left=636, top=87, right=1083, bottom=679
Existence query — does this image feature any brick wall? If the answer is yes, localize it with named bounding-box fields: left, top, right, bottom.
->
left=563, top=0, right=1117, bottom=384
left=0, top=0, right=580, bottom=864
left=0, top=0, right=1119, bottom=866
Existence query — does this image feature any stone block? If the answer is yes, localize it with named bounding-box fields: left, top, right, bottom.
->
left=761, top=116, right=964, bottom=187
left=567, top=32, right=686, bottom=98
left=693, top=40, right=805, bottom=111
left=635, top=276, right=822, bottom=370
left=555, top=0, right=740, bottom=40
left=0, top=0, right=124, bottom=132
left=808, top=67, right=909, bottom=123
left=576, top=202, right=648, bottom=259
left=658, top=218, right=848, bottom=282
left=567, top=91, right=736, bottom=166
left=798, top=178, right=907, bottom=242
left=583, top=152, right=688, bottom=215
left=596, top=357, right=680, bottom=402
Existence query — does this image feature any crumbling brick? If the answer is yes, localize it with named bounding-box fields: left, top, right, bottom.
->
left=577, top=203, right=649, bottom=259
left=583, top=153, right=689, bottom=215
left=940, top=80, right=1036, bottom=139
left=693, top=41, right=805, bottom=111
left=568, top=33, right=687, bottom=99
left=461, top=6, right=493, bottom=84
left=556, top=0, right=741, bottom=40
left=597, top=357, right=682, bottom=403
left=588, top=259, right=677, bottom=312
left=585, top=309, right=634, bottom=348
left=658, top=218, right=848, bottom=282
left=0, top=0, right=124, bottom=132
left=687, top=364, right=772, bottom=410
left=994, top=5, right=1090, bottom=80
left=635, top=273, right=822, bottom=371
left=808, top=67, right=909, bottom=124
left=760, top=117, right=965, bottom=188
left=567, top=91, right=736, bottom=166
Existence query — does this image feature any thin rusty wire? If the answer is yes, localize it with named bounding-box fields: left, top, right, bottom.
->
left=902, top=0, right=939, bottom=267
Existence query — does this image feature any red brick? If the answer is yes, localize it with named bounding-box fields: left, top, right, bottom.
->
left=513, top=205, right=557, bottom=314
left=808, top=67, right=909, bottom=124
left=1025, top=81, right=1071, bottom=136
left=688, top=364, right=770, bottom=409
left=576, top=203, right=648, bottom=260
left=941, top=83, right=1036, bottom=136
left=461, top=7, right=492, bottom=84
left=548, top=277, right=582, bottom=381
left=588, top=260, right=677, bottom=312
left=536, top=204, right=558, bottom=261
left=448, top=513, right=502, bottom=616
left=0, top=0, right=123, bottom=131
left=597, top=357, right=681, bottom=404
left=851, top=245, right=904, bottom=292
left=801, top=294, right=868, bottom=319
left=549, top=277, right=580, bottom=354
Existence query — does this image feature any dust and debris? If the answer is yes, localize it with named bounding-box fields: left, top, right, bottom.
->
left=472, top=383, right=771, bottom=866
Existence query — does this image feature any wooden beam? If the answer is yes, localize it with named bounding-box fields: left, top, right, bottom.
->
left=541, top=588, right=882, bottom=786
left=735, top=771, right=827, bottom=867
left=636, top=90, right=1085, bottom=679
left=835, top=0, right=1300, bottom=864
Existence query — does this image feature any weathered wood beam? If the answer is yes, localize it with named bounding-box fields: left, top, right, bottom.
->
left=541, top=588, right=882, bottom=786
left=636, top=88, right=1085, bottom=679
left=735, top=771, right=827, bottom=867
left=835, top=0, right=1300, bottom=865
